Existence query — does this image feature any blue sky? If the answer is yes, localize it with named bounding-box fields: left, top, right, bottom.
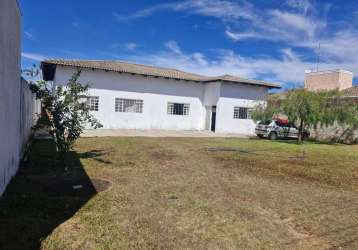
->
left=20, top=0, right=358, bottom=89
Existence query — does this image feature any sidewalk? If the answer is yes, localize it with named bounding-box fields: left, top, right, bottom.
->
left=81, top=129, right=250, bottom=138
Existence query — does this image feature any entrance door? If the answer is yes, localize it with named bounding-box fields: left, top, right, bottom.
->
left=211, top=106, right=216, bottom=132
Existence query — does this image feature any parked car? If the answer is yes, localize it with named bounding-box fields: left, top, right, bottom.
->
left=255, top=120, right=310, bottom=140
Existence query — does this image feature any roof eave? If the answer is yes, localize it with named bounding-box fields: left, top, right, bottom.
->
left=41, top=61, right=204, bottom=83
left=204, top=79, right=281, bottom=89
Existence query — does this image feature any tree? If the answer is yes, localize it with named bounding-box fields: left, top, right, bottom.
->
left=251, top=94, right=282, bottom=122
left=252, top=89, right=342, bottom=143
left=282, top=89, right=323, bottom=142
left=26, top=68, right=102, bottom=167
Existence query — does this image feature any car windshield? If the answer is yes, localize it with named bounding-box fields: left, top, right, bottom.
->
left=259, top=120, right=272, bottom=125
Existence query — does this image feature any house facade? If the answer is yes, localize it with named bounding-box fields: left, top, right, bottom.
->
left=42, top=60, right=279, bottom=135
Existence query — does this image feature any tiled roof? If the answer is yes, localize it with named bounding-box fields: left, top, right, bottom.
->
left=41, top=59, right=280, bottom=88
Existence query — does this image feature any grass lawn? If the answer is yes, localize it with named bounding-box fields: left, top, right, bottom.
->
left=0, top=137, right=357, bottom=249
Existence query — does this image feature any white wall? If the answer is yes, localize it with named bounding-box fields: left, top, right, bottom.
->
left=53, top=67, right=270, bottom=135
left=215, top=82, right=267, bottom=135
left=203, top=82, right=221, bottom=106
left=0, top=0, right=21, bottom=195
left=54, top=67, right=207, bottom=130
left=20, top=78, right=41, bottom=157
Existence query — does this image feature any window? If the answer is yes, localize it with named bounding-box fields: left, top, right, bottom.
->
left=233, top=107, right=252, bottom=119
left=88, top=96, right=99, bottom=111
left=115, top=98, right=143, bottom=113
left=167, top=102, right=190, bottom=115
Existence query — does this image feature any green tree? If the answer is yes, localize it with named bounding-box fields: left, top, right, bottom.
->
left=252, top=89, right=344, bottom=143
left=251, top=94, right=282, bottom=122
left=282, top=89, right=323, bottom=142
left=26, top=68, right=102, bottom=167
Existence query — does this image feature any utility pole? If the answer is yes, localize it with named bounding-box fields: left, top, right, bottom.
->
left=316, top=42, right=321, bottom=72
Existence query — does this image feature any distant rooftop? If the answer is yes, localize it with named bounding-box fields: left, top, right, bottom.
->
left=305, top=69, right=353, bottom=75
left=41, top=59, right=280, bottom=89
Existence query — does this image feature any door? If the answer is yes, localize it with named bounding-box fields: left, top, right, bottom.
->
left=211, top=106, right=216, bottom=132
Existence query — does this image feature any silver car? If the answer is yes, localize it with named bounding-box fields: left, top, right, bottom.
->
left=255, top=120, right=309, bottom=140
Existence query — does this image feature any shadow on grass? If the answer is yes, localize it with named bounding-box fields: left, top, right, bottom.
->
left=0, top=139, right=108, bottom=250
left=78, top=150, right=112, bottom=164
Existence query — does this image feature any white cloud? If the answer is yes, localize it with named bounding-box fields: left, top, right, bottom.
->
left=125, top=41, right=358, bottom=88
left=125, top=43, right=137, bottom=50
left=109, top=0, right=358, bottom=86
left=225, top=29, right=272, bottom=42
left=117, top=0, right=326, bottom=46
left=268, top=10, right=323, bottom=39
left=111, top=42, right=137, bottom=51
left=21, top=52, right=47, bottom=61
left=164, top=40, right=182, bottom=54
left=24, top=31, right=35, bottom=41
left=114, top=0, right=255, bottom=22
left=286, top=0, right=312, bottom=14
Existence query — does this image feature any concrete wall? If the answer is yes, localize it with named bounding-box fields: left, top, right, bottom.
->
left=310, top=123, right=358, bottom=144
left=215, top=83, right=267, bottom=134
left=304, top=70, right=353, bottom=91
left=0, top=0, right=21, bottom=195
left=20, top=78, right=41, bottom=157
left=53, top=66, right=270, bottom=134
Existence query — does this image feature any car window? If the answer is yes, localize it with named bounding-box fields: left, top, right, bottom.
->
left=259, top=120, right=272, bottom=125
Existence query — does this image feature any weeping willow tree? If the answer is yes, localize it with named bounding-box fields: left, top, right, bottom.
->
left=252, top=88, right=357, bottom=143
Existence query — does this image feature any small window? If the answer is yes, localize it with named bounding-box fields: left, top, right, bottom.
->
left=88, top=96, right=99, bottom=111
left=115, top=98, right=143, bottom=113
left=167, top=102, right=190, bottom=115
left=233, top=107, right=252, bottom=119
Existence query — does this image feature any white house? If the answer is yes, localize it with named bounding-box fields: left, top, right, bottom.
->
left=42, top=60, right=280, bottom=135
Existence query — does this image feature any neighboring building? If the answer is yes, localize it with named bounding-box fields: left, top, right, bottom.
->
left=0, top=0, right=22, bottom=195
left=41, top=60, right=280, bottom=135
left=304, top=69, right=353, bottom=91
left=304, top=69, right=358, bottom=100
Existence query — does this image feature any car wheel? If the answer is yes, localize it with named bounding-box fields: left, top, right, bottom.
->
left=257, top=134, right=263, bottom=138
left=269, top=132, right=277, bottom=140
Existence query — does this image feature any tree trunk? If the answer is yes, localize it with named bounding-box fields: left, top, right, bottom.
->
left=298, top=119, right=304, bottom=143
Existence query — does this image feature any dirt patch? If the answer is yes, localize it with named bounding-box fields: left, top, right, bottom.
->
left=150, top=150, right=177, bottom=162
left=42, top=177, right=111, bottom=197
left=253, top=206, right=333, bottom=249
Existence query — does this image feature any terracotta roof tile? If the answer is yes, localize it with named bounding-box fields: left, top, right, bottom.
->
left=41, top=59, right=280, bottom=89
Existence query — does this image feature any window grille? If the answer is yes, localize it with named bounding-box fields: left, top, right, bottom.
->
left=167, top=102, right=190, bottom=115
left=115, top=98, right=143, bottom=113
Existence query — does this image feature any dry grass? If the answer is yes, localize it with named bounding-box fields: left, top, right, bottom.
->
left=1, top=137, right=358, bottom=249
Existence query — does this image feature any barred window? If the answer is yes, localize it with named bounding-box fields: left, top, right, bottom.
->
left=88, top=96, right=99, bottom=111
left=233, top=107, right=252, bottom=119
left=115, top=98, right=143, bottom=113
left=167, top=102, right=190, bottom=115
